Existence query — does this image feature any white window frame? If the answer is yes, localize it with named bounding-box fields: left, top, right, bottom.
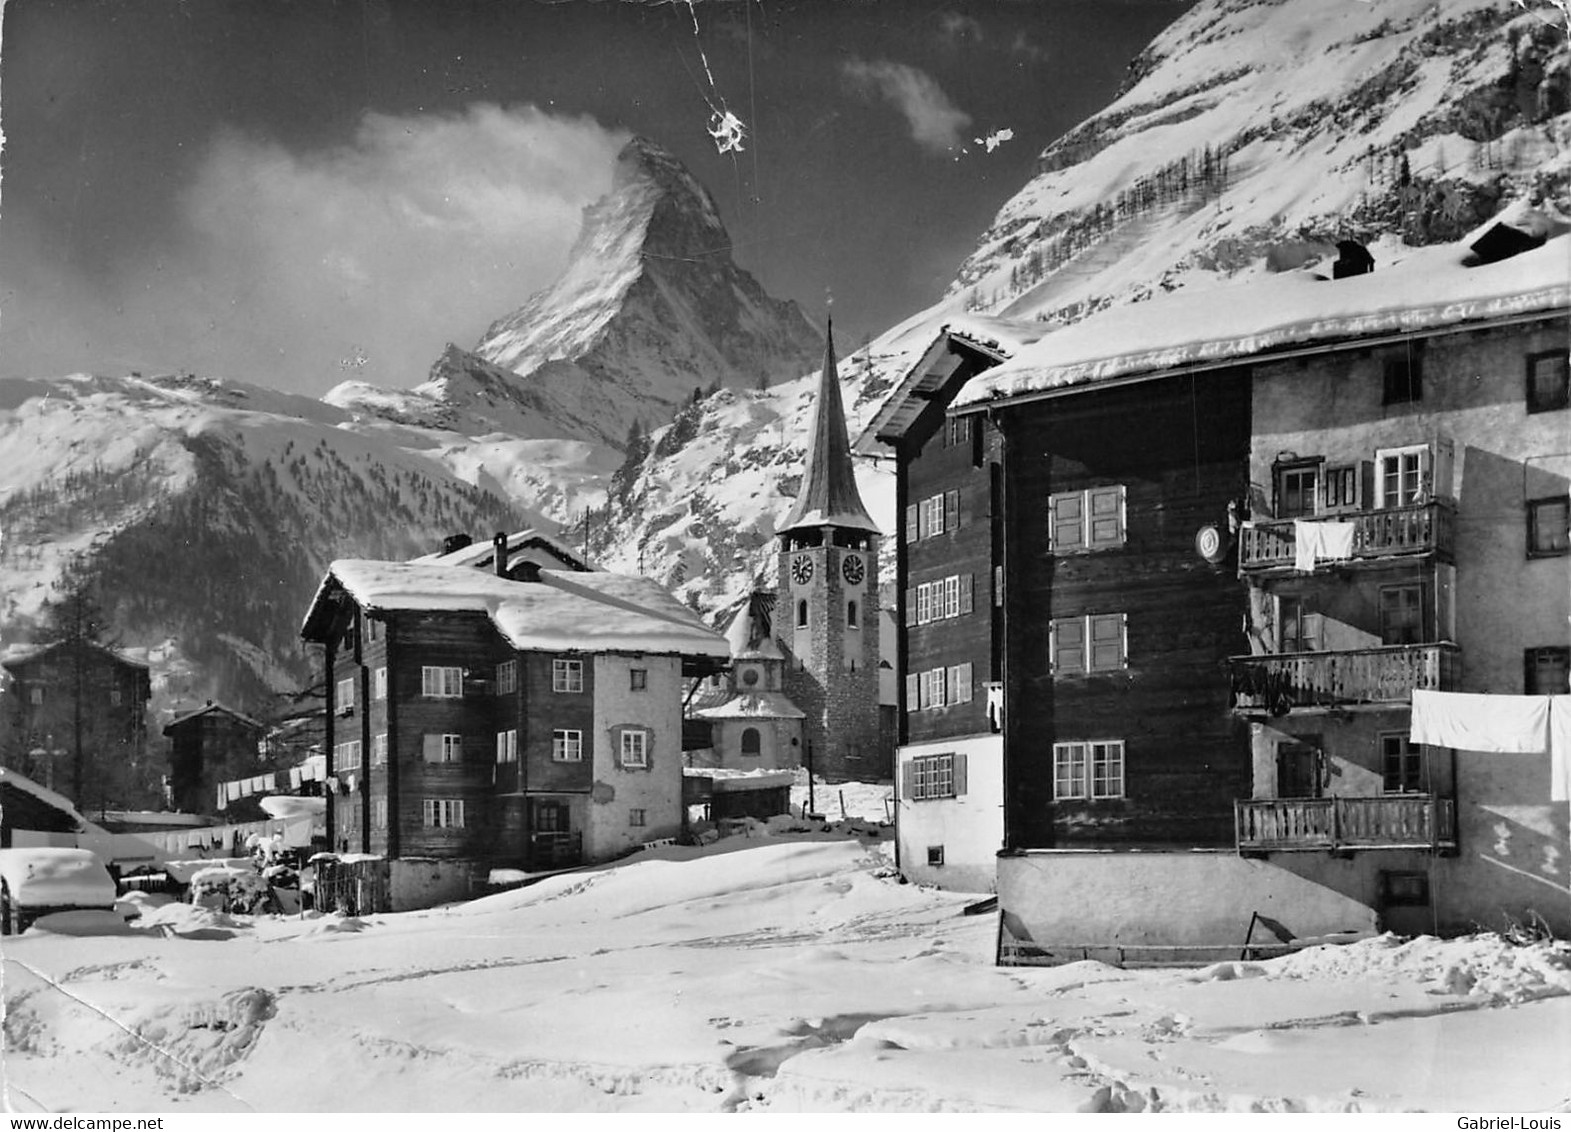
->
left=921, top=667, right=946, bottom=709
left=552, top=658, right=584, bottom=693
left=943, top=575, right=960, bottom=619
left=421, top=665, right=463, bottom=698
left=372, top=732, right=388, bottom=765
left=1049, top=486, right=1127, bottom=553
left=1054, top=740, right=1125, bottom=800
left=496, top=660, right=518, bottom=695
left=372, top=797, right=387, bottom=830
left=911, top=753, right=956, bottom=800
left=620, top=729, right=650, bottom=768
left=919, top=494, right=945, bottom=538
left=552, top=729, right=583, bottom=762
left=422, top=798, right=465, bottom=829
left=947, top=662, right=973, bottom=704
left=496, top=728, right=518, bottom=764
left=373, top=667, right=387, bottom=701
left=335, top=677, right=355, bottom=713
left=423, top=733, right=463, bottom=763
left=1375, top=444, right=1430, bottom=509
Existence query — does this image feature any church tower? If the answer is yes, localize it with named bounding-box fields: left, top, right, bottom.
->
left=778, top=320, right=885, bottom=782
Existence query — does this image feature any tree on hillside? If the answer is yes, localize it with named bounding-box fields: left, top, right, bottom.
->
left=22, top=555, right=156, bottom=811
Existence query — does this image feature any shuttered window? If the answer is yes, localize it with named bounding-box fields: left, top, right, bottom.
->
left=1048, top=486, right=1126, bottom=552
left=901, top=752, right=968, bottom=801
left=1050, top=614, right=1128, bottom=674
left=422, top=733, right=462, bottom=763
left=495, top=729, right=518, bottom=764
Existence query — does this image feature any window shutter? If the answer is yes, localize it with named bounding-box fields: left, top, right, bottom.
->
left=1052, top=618, right=1086, bottom=673
left=1089, top=613, right=1127, bottom=671
left=905, top=504, right=918, bottom=543
left=901, top=760, right=915, bottom=800
left=422, top=734, right=441, bottom=762
left=994, top=564, right=1003, bottom=607
left=944, top=489, right=960, bottom=532
left=1087, top=486, right=1125, bottom=548
left=1051, top=492, right=1085, bottom=551
left=905, top=672, right=919, bottom=709
left=959, top=573, right=974, bottom=615
left=953, top=752, right=968, bottom=796
left=904, top=588, right=917, bottom=627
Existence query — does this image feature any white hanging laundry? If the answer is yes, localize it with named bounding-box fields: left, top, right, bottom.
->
left=1319, top=520, right=1356, bottom=560
left=1293, top=519, right=1356, bottom=571
left=1411, top=689, right=1549, bottom=753
left=1293, top=520, right=1322, bottom=572
left=1550, top=696, right=1571, bottom=802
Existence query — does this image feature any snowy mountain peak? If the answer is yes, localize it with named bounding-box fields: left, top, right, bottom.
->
left=431, top=136, right=824, bottom=448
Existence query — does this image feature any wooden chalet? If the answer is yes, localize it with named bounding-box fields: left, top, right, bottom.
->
left=868, top=219, right=1570, bottom=955
left=298, top=530, right=729, bottom=908
left=164, top=701, right=265, bottom=814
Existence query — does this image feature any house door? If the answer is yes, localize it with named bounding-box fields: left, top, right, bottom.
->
left=1276, top=739, right=1323, bottom=798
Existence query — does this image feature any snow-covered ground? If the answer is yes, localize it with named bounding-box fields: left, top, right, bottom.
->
left=3, top=829, right=1568, bottom=1113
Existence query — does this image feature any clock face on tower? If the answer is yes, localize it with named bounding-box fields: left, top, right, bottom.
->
left=841, top=554, right=865, bottom=586
left=790, top=554, right=815, bottom=585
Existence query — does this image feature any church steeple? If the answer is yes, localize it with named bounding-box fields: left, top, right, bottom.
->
left=779, top=320, right=879, bottom=537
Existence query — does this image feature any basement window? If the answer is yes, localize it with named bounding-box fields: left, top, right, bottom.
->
left=926, top=845, right=945, bottom=867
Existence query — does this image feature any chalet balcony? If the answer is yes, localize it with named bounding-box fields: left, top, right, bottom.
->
left=1228, top=643, right=1459, bottom=714
left=1236, top=795, right=1457, bottom=853
left=1238, top=502, right=1455, bottom=574
left=527, top=831, right=582, bottom=871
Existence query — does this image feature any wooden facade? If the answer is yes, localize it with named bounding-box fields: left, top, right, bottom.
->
left=991, top=370, right=1254, bottom=849
left=164, top=703, right=264, bottom=814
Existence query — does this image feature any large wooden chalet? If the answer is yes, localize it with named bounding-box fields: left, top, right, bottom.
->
left=867, top=216, right=1569, bottom=955
left=299, top=530, right=729, bottom=904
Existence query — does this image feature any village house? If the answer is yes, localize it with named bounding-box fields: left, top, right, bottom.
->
left=1, top=641, right=152, bottom=811
left=869, top=216, right=1569, bottom=952
left=298, top=531, right=730, bottom=909
left=164, top=701, right=266, bottom=814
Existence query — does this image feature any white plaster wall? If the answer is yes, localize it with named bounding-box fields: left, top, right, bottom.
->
left=1251, top=320, right=1570, bottom=694
left=998, top=851, right=1380, bottom=949
left=711, top=718, right=801, bottom=771
left=896, top=734, right=1003, bottom=892
left=588, top=655, right=684, bottom=859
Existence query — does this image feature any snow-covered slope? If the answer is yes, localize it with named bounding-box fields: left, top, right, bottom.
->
left=951, top=0, right=1570, bottom=322
left=0, top=372, right=522, bottom=712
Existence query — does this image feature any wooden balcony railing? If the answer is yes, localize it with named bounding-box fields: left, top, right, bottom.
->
left=1236, top=795, right=1456, bottom=852
left=527, top=831, right=582, bottom=870
left=1239, top=502, right=1455, bottom=572
left=1229, top=643, right=1459, bottom=712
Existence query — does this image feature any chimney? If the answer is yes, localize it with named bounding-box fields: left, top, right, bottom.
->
left=1332, top=240, right=1374, bottom=279
left=493, top=531, right=508, bottom=578
left=441, top=533, right=473, bottom=556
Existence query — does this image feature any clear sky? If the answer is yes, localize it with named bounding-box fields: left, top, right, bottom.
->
left=0, top=0, right=1190, bottom=397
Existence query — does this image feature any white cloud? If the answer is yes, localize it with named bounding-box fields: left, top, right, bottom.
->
left=840, top=58, right=973, bottom=154
left=3, top=104, right=630, bottom=394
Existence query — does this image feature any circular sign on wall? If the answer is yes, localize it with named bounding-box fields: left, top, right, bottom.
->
left=1195, top=523, right=1228, bottom=564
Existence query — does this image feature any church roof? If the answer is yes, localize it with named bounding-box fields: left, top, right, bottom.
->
left=723, top=591, right=783, bottom=660
left=693, top=691, right=806, bottom=721
left=778, top=321, right=879, bottom=536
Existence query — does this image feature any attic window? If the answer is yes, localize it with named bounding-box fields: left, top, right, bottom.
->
left=1527, top=351, right=1569, bottom=413
left=1382, top=345, right=1422, bottom=405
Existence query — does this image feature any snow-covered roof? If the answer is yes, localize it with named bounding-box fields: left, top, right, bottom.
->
left=1, top=639, right=150, bottom=674
left=303, top=561, right=729, bottom=659
left=693, top=691, right=806, bottom=721
left=856, top=315, right=1052, bottom=453
left=0, top=848, right=116, bottom=909
left=409, top=527, right=590, bottom=573
left=0, top=767, right=90, bottom=830
left=162, top=701, right=265, bottom=734
left=953, top=236, right=1571, bottom=409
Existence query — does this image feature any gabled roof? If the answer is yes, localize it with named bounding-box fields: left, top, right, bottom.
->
left=779, top=321, right=880, bottom=535
left=1, top=639, right=150, bottom=675
left=952, top=234, right=1571, bottom=411
left=854, top=315, right=1050, bottom=455
left=693, top=691, right=806, bottom=721
left=300, top=561, right=729, bottom=659
left=163, top=701, right=265, bottom=736
left=410, top=527, right=591, bottom=574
